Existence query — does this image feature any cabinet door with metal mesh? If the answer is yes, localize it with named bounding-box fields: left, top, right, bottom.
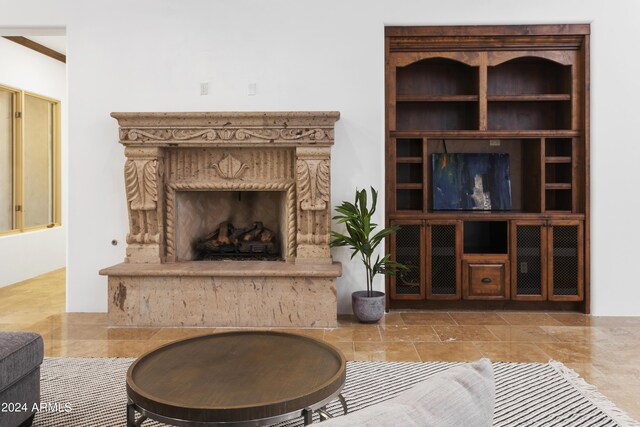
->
left=512, top=223, right=546, bottom=300
left=549, top=222, right=583, bottom=301
left=428, top=223, right=460, bottom=299
left=390, top=223, right=424, bottom=299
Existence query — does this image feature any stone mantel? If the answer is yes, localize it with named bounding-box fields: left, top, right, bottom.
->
left=111, top=111, right=340, bottom=147
left=103, top=111, right=341, bottom=327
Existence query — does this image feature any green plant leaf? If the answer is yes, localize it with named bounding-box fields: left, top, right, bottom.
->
left=357, top=189, right=368, bottom=218
left=329, top=187, right=407, bottom=290
left=369, top=186, right=378, bottom=216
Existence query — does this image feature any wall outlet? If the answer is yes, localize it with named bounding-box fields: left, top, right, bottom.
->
left=520, top=262, right=528, bottom=273
left=248, top=83, right=257, bottom=96
left=200, top=82, right=209, bottom=96
left=490, top=139, right=501, bottom=147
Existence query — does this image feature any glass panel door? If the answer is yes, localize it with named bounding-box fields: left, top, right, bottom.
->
left=23, top=94, right=55, bottom=228
left=511, top=221, right=547, bottom=300
left=0, top=88, right=14, bottom=232
left=390, top=222, right=424, bottom=299
left=549, top=221, right=583, bottom=301
left=427, top=222, right=461, bottom=299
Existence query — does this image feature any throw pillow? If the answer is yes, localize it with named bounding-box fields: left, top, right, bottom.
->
left=320, top=358, right=495, bottom=427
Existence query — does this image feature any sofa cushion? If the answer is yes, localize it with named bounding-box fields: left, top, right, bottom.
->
left=0, top=367, right=40, bottom=426
left=321, top=358, right=495, bottom=427
left=0, top=332, right=44, bottom=392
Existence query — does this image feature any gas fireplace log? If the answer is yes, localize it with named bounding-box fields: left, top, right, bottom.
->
left=195, top=221, right=278, bottom=259
left=239, top=222, right=264, bottom=242
left=217, top=221, right=231, bottom=245
left=259, top=229, right=275, bottom=243
left=231, top=222, right=262, bottom=241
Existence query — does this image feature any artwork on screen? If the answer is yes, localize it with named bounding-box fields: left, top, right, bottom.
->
left=432, top=153, right=512, bottom=210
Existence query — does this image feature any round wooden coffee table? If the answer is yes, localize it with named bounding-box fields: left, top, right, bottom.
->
left=126, top=331, right=347, bottom=426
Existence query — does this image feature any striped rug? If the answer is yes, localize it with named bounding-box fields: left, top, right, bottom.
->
left=36, top=358, right=639, bottom=427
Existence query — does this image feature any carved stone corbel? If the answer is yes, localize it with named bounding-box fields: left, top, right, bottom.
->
left=295, top=147, right=332, bottom=264
left=123, top=147, right=165, bottom=263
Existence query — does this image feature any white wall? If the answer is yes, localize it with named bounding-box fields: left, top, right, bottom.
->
left=0, top=36, right=66, bottom=288
left=1, top=0, right=638, bottom=315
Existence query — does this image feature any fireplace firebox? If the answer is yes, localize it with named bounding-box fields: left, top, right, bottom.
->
left=175, top=189, right=287, bottom=261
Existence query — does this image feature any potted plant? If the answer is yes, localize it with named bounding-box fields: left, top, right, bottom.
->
left=330, top=187, right=407, bottom=323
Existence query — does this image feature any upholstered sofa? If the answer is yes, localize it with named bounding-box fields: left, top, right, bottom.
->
left=0, top=332, right=44, bottom=427
left=322, top=358, right=495, bottom=427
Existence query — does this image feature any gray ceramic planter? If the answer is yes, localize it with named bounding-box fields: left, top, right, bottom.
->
left=352, top=290, right=385, bottom=323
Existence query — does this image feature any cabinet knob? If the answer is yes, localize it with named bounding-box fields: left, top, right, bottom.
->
left=481, top=278, right=492, bottom=284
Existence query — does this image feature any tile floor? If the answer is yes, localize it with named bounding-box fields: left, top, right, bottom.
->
left=1, top=269, right=639, bottom=419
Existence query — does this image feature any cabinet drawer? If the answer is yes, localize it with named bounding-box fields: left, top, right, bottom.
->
left=463, top=260, right=509, bottom=300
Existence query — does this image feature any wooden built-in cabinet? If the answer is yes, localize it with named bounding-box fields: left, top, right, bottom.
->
left=510, top=220, right=584, bottom=302
left=390, top=220, right=462, bottom=301
left=385, top=25, right=590, bottom=312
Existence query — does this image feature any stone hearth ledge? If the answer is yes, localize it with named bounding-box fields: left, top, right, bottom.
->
left=100, top=261, right=341, bottom=328
left=99, top=261, right=341, bottom=277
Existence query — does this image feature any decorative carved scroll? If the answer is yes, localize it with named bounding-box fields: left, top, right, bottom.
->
left=235, top=128, right=326, bottom=141
left=211, top=154, right=249, bottom=179
left=295, top=147, right=332, bottom=262
left=172, top=129, right=217, bottom=141
left=125, top=158, right=161, bottom=244
left=297, top=159, right=330, bottom=211
left=120, top=127, right=332, bottom=143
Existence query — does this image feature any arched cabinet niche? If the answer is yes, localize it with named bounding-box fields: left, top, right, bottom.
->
left=487, top=56, right=572, bottom=131
left=396, top=58, right=479, bottom=131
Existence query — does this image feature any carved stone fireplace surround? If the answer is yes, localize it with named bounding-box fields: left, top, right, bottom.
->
left=100, top=112, right=342, bottom=327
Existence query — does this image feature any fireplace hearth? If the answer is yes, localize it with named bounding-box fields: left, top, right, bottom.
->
left=100, top=112, right=342, bottom=327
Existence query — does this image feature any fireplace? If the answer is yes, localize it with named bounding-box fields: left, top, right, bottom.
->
left=100, top=112, right=341, bottom=327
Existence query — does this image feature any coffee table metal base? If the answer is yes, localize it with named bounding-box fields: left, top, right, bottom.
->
left=127, top=389, right=348, bottom=427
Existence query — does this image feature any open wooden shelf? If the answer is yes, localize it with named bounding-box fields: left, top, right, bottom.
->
left=397, top=183, right=423, bottom=190
left=487, top=56, right=572, bottom=96
left=396, top=101, right=478, bottom=131
left=545, top=156, right=571, bottom=163
left=390, top=130, right=580, bottom=138
left=396, top=57, right=479, bottom=97
left=397, top=95, right=479, bottom=102
left=487, top=94, right=571, bottom=102
left=388, top=211, right=586, bottom=220
left=396, top=156, right=422, bottom=163
left=545, top=183, right=572, bottom=190
left=487, top=101, right=571, bottom=130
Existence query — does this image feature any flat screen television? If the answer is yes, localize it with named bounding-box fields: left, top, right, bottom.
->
left=432, top=153, right=512, bottom=211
